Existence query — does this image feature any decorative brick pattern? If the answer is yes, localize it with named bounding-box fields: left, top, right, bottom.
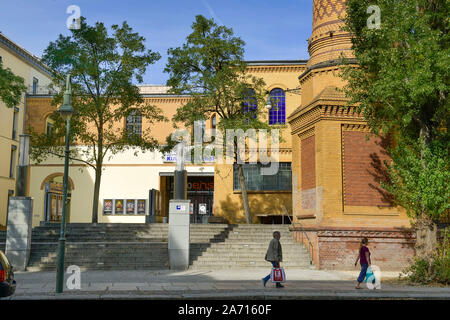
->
left=292, top=227, right=416, bottom=271
left=318, top=236, right=415, bottom=270
left=313, top=0, right=346, bottom=23
left=342, top=129, right=392, bottom=207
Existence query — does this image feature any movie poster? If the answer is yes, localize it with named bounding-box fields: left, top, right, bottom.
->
left=115, top=199, right=124, bottom=214
left=103, top=199, right=113, bottom=215
left=137, top=200, right=146, bottom=214
left=126, top=199, right=136, bottom=214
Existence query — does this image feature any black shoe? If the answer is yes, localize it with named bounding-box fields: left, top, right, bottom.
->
left=262, top=278, right=268, bottom=288
left=276, top=283, right=284, bottom=288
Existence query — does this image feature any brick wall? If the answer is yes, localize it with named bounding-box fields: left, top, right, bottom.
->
left=301, top=135, right=315, bottom=190
left=342, top=130, right=392, bottom=207
left=292, top=226, right=416, bottom=271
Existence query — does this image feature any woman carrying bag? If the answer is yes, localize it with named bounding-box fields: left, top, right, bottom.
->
left=354, top=237, right=371, bottom=289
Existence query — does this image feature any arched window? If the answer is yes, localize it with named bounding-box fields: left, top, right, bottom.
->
left=126, top=110, right=142, bottom=138
left=269, top=88, right=286, bottom=125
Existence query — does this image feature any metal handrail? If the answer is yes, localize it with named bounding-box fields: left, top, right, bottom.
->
left=292, top=220, right=314, bottom=266
left=281, top=206, right=313, bottom=265
left=281, top=205, right=293, bottom=225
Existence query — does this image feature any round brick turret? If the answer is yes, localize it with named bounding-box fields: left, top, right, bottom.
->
left=307, top=0, right=353, bottom=67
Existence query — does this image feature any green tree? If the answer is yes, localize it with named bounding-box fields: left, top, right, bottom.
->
left=0, top=59, right=26, bottom=108
left=342, top=0, right=449, bottom=258
left=164, top=15, right=272, bottom=223
left=30, top=18, right=165, bottom=223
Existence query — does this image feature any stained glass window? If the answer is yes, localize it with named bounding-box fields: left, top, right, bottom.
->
left=269, top=88, right=286, bottom=125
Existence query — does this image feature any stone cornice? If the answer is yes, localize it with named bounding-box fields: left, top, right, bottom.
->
left=0, top=33, right=52, bottom=77
left=289, top=225, right=416, bottom=239
left=298, top=58, right=358, bottom=82
left=246, top=65, right=307, bottom=73
left=142, top=95, right=191, bottom=103
left=289, top=104, right=364, bottom=135
left=342, top=123, right=371, bottom=132
left=298, top=127, right=315, bottom=140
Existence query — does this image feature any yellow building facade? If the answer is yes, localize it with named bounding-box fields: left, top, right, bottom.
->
left=287, top=0, right=414, bottom=270
left=2, top=1, right=419, bottom=270
left=25, top=61, right=306, bottom=227
left=0, top=33, right=52, bottom=227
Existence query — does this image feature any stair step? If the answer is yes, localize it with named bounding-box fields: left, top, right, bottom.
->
left=24, top=223, right=313, bottom=271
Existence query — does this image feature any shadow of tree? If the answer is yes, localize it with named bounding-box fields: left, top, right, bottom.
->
left=218, top=194, right=292, bottom=224
left=367, top=134, right=395, bottom=207
left=189, top=225, right=236, bottom=266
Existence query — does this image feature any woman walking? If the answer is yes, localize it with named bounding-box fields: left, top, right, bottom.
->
left=354, top=237, right=371, bottom=289
left=262, top=231, right=284, bottom=288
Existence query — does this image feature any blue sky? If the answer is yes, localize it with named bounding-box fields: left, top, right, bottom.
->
left=0, top=0, right=313, bottom=85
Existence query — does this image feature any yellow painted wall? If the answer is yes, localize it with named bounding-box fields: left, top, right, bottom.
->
left=0, top=35, right=52, bottom=226
left=26, top=62, right=305, bottom=225
left=28, top=149, right=214, bottom=227
left=212, top=63, right=305, bottom=223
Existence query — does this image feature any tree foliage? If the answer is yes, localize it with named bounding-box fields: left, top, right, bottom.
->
left=341, top=0, right=449, bottom=223
left=0, top=59, right=26, bottom=108
left=30, top=17, right=165, bottom=222
left=164, top=15, right=272, bottom=223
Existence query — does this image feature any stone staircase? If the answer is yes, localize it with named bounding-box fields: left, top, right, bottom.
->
left=27, top=223, right=169, bottom=271
left=189, top=224, right=313, bottom=269
left=11, top=223, right=313, bottom=271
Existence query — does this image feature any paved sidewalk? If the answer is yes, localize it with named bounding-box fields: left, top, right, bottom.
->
left=2, top=268, right=449, bottom=300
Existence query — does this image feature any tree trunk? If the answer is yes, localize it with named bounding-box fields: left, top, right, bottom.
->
left=415, top=215, right=438, bottom=261
left=91, top=164, right=102, bottom=223
left=237, top=163, right=252, bottom=224
left=414, top=123, right=437, bottom=260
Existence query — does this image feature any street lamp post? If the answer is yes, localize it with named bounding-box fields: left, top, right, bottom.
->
left=56, top=75, right=74, bottom=293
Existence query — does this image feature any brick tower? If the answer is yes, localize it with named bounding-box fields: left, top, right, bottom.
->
left=288, top=0, right=415, bottom=270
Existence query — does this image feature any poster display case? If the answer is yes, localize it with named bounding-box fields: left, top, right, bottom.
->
left=103, top=199, right=147, bottom=215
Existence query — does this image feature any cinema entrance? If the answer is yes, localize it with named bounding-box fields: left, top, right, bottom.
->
left=160, top=172, right=214, bottom=223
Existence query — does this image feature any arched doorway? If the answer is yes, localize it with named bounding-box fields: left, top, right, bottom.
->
left=41, top=173, right=74, bottom=223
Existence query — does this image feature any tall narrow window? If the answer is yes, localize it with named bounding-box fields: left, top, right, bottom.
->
left=211, top=114, right=216, bottom=135
left=10, top=145, right=17, bottom=178
left=269, top=88, right=286, bottom=125
left=243, top=88, right=257, bottom=123
left=126, top=110, right=142, bottom=138
left=12, top=107, right=19, bottom=140
left=32, top=77, right=39, bottom=94
left=46, top=117, right=54, bottom=136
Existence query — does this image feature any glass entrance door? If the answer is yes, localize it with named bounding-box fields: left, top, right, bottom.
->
left=47, top=193, right=62, bottom=222
left=45, top=193, right=70, bottom=222
left=189, top=193, right=213, bottom=223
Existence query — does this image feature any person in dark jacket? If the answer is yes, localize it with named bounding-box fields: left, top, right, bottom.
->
left=262, top=231, right=284, bottom=288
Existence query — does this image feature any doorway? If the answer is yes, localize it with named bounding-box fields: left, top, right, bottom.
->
left=162, top=174, right=214, bottom=223
left=44, top=180, right=71, bottom=223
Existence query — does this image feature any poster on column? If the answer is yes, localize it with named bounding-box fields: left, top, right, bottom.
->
left=103, top=199, right=113, bottom=215
left=115, top=199, right=124, bottom=214
left=126, top=199, right=136, bottom=214
left=137, top=200, right=146, bottom=214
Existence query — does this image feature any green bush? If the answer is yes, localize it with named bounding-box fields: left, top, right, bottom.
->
left=403, top=229, right=450, bottom=285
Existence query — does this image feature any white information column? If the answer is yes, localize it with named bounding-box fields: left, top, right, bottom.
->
left=168, top=199, right=190, bottom=270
